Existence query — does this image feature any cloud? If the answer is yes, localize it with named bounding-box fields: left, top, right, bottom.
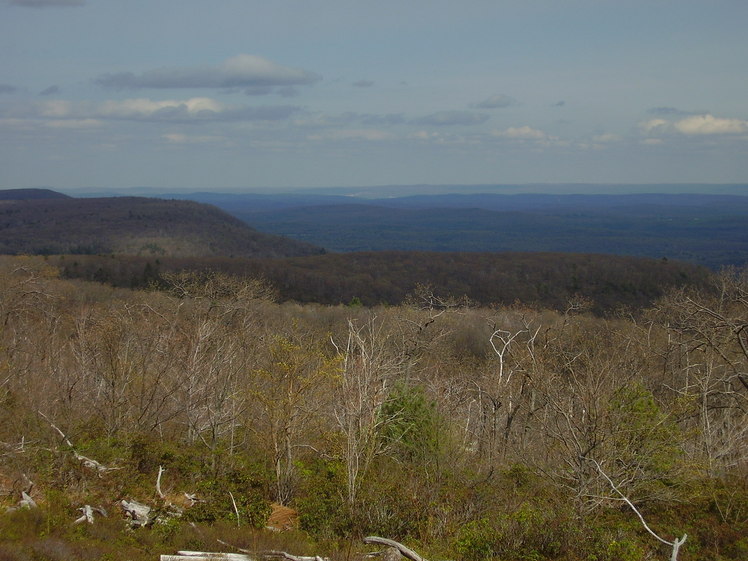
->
left=308, top=129, right=393, bottom=142
left=352, top=80, right=374, bottom=88
left=489, top=125, right=567, bottom=147
left=552, top=100, right=565, bottom=107
left=96, top=54, right=320, bottom=91
left=639, top=118, right=669, bottom=134
left=0, top=84, right=19, bottom=94
left=471, top=94, right=517, bottom=109
left=243, top=86, right=274, bottom=96
left=9, top=97, right=300, bottom=124
left=592, top=133, right=620, bottom=143
left=294, top=112, right=405, bottom=128
left=412, top=111, right=489, bottom=126
left=94, top=97, right=226, bottom=119
left=674, top=114, right=748, bottom=135
left=9, top=0, right=84, bottom=6
left=44, top=118, right=101, bottom=129
left=162, top=133, right=224, bottom=144
left=640, top=114, right=748, bottom=136
left=493, top=126, right=547, bottom=140
left=39, top=85, right=60, bottom=96
left=242, top=85, right=300, bottom=97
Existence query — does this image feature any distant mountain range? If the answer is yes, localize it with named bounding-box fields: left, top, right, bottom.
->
left=163, top=190, right=748, bottom=269
left=0, top=190, right=322, bottom=258
left=5, top=187, right=747, bottom=269
left=0, top=187, right=725, bottom=312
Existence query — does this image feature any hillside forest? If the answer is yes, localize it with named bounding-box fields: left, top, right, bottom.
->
left=0, top=256, right=746, bottom=560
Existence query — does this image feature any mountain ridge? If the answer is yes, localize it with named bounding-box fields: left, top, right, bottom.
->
left=0, top=190, right=323, bottom=259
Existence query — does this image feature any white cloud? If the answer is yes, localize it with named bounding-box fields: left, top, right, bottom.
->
left=493, top=126, right=547, bottom=140
left=592, top=133, right=620, bottom=143
left=96, top=54, right=320, bottom=91
left=96, top=97, right=224, bottom=118
left=639, top=113, right=748, bottom=138
left=162, top=133, right=224, bottom=144
left=639, top=118, right=669, bottom=134
left=674, top=114, right=748, bottom=135
left=22, top=97, right=299, bottom=123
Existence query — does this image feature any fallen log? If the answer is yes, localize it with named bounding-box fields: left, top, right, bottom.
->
left=121, top=499, right=154, bottom=527
left=160, top=552, right=254, bottom=561
left=262, top=550, right=326, bottom=561
left=362, top=537, right=426, bottom=561
left=5, top=490, right=38, bottom=513
left=73, top=504, right=107, bottom=525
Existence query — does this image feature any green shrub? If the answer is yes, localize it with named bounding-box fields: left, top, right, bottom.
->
left=454, top=518, right=497, bottom=561
left=296, top=458, right=350, bottom=538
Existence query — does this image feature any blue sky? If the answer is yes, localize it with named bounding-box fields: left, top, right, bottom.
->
left=1, top=0, right=747, bottom=191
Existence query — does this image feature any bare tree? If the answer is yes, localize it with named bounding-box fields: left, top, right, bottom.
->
left=473, top=312, right=541, bottom=462
left=332, top=315, right=405, bottom=508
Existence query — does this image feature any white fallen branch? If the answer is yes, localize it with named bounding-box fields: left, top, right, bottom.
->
left=229, top=490, right=240, bottom=527
left=216, top=540, right=252, bottom=554
left=362, top=537, right=425, bottom=561
left=39, top=411, right=119, bottom=475
left=74, top=504, right=108, bottom=525
left=588, top=458, right=687, bottom=561
left=5, top=490, right=38, bottom=513
left=184, top=493, right=200, bottom=506
left=157, top=465, right=166, bottom=499
left=262, top=551, right=326, bottom=561
left=20, top=490, right=37, bottom=509
left=164, top=552, right=254, bottom=560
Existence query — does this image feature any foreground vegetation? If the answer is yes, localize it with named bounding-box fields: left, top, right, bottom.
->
left=0, top=256, right=746, bottom=560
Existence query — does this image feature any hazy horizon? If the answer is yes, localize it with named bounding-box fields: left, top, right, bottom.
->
left=49, top=182, right=748, bottom=199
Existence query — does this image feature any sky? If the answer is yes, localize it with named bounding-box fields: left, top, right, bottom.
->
left=1, top=0, right=747, bottom=192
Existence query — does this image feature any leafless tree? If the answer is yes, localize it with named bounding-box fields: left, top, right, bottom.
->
left=331, top=315, right=405, bottom=508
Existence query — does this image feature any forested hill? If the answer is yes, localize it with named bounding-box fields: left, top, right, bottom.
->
left=0, top=188, right=71, bottom=200
left=54, top=251, right=712, bottom=315
left=0, top=191, right=323, bottom=258
left=174, top=191, right=748, bottom=269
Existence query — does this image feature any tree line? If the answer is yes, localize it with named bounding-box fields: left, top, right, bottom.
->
left=51, top=250, right=711, bottom=315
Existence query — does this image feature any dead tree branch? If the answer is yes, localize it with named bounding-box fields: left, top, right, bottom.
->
left=588, top=458, right=687, bottom=561
left=38, top=411, right=119, bottom=475
left=363, top=537, right=425, bottom=561
left=73, top=505, right=107, bottom=525
left=156, top=465, right=166, bottom=499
